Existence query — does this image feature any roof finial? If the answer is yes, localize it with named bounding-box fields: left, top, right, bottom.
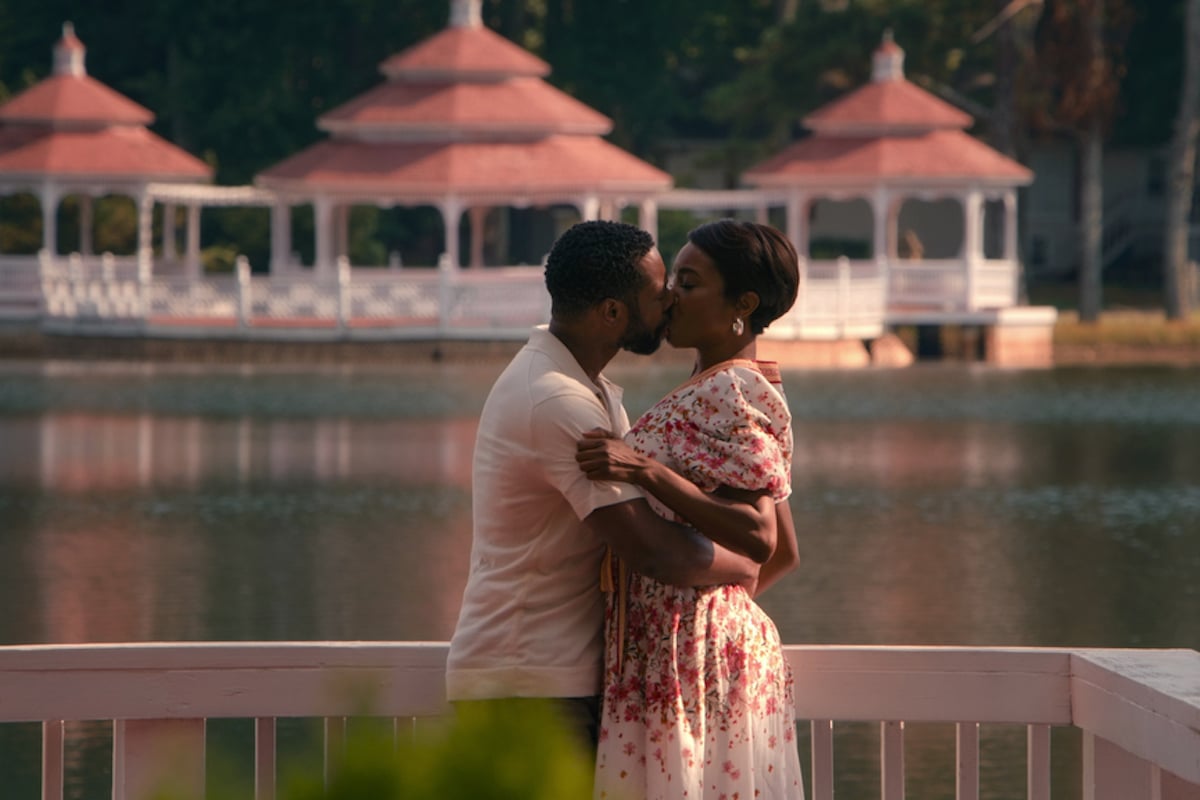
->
left=449, top=0, right=483, bottom=28
left=871, top=28, right=904, bottom=82
left=53, top=21, right=86, bottom=77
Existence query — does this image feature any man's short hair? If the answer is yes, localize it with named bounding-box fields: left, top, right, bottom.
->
left=544, top=220, right=654, bottom=318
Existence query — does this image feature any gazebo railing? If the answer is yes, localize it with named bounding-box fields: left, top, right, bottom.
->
left=887, top=257, right=1019, bottom=312
left=24, top=250, right=1029, bottom=340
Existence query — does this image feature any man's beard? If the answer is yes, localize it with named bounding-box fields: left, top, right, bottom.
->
left=620, top=297, right=668, bottom=356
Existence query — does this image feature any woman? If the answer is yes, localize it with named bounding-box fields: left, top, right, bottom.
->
left=576, top=219, right=804, bottom=799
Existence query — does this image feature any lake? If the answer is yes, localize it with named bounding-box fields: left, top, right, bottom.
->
left=0, top=358, right=1197, bottom=798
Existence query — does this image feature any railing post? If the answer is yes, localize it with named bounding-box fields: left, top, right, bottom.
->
left=137, top=247, right=152, bottom=320
left=810, top=719, right=834, bottom=800
left=36, top=248, right=52, bottom=316
left=336, top=255, right=351, bottom=333
left=881, top=720, right=905, bottom=800
left=236, top=256, right=251, bottom=331
left=254, top=718, right=277, bottom=800
left=1028, top=723, right=1051, bottom=800
left=837, top=256, right=850, bottom=339
left=67, top=253, right=84, bottom=321
left=42, top=719, right=64, bottom=800
left=437, top=252, right=453, bottom=336
left=795, top=256, right=808, bottom=339
left=956, top=722, right=980, bottom=800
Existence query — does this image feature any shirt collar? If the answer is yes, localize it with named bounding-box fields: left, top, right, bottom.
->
left=526, top=324, right=622, bottom=398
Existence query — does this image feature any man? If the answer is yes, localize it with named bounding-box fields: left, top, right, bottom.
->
left=445, top=220, right=759, bottom=748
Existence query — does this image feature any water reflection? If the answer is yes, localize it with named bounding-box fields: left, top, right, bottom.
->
left=1, top=362, right=1198, bottom=799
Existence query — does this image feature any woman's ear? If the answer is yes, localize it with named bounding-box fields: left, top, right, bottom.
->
left=737, top=291, right=760, bottom=321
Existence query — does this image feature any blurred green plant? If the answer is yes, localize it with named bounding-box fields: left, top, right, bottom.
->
left=275, top=700, right=593, bottom=800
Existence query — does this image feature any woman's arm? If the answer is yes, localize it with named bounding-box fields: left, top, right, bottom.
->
left=576, top=429, right=776, bottom=563
left=754, top=499, right=799, bottom=597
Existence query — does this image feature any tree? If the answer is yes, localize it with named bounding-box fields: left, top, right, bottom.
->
left=1162, top=0, right=1200, bottom=319
left=1033, top=0, right=1129, bottom=322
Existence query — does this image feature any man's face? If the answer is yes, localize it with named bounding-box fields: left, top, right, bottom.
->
left=619, top=248, right=673, bottom=356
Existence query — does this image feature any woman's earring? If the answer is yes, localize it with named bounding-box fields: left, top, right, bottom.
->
left=732, top=317, right=745, bottom=336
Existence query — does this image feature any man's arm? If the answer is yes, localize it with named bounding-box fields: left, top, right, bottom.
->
left=577, top=431, right=776, bottom=562
left=583, top=498, right=759, bottom=588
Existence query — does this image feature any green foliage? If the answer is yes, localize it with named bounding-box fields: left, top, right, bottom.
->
left=0, top=194, right=41, bottom=254
left=278, top=701, right=593, bottom=800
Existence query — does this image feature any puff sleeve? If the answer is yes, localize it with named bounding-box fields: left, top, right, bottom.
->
left=656, top=366, right=792, bottom=500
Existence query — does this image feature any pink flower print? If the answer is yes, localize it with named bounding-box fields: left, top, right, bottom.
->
left=623, top=742, right=637, bottom=757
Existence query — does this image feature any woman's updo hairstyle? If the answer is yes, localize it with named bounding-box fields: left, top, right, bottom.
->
left=686, top=219, right=800, bottom=334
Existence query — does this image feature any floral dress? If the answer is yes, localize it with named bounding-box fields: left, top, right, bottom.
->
left=595, top=359, right=805, bottom=800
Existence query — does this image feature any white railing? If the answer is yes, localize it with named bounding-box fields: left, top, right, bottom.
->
left=31, top=253, right=902, bottom=342
left=0, top=258, right=43, bottom=320
left=0, top=644, right=1195, bottom=800
left=887, top=257, right=1019, bottom=313
left=767, top=256, right=887, bottom=340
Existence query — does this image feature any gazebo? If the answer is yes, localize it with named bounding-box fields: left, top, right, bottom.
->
left=255, top=0, right=672, bottom=276
left=743, top=32, right=1034, bottom=316
left=0, top=23, right=211, bottom=275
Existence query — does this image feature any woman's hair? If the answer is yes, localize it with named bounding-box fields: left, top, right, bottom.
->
left=687, top=219, right=800, bottom=334
left=544, top=220, right=654, bottom=318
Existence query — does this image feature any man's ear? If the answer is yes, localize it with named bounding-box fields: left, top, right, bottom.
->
left=598, top=297, right=625, bottom=326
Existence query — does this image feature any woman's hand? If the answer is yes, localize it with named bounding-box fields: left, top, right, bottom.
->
left=576, top=428, right=653, bottom=485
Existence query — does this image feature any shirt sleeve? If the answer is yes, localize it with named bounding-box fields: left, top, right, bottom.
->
left=530, top=389, right=643, bottom=520
left=664, top=367, right=793, bottom=500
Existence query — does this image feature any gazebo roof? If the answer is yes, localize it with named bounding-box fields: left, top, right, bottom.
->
left=258, top=135, right=670, bottom=199
left=0, top=73, right=154, bottom=127
left=318, top=77, right=611, bottom=137
left=0, top=126, right=211, bottom=182
left=378, top=24, right=550, bottom=81
left=744, top=130, right=1033, bottom=187
left=744, top=32, right=1029, bottom=188
left=257, top=1, right=669, bottom=198
left=0, top=23, right=211, bottom=184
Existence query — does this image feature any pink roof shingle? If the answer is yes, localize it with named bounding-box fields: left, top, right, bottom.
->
left=379, top=25, right=549, bottom=79
left=319, top=77, right=611, bottom=135
left=258, top=136, right=670, bottom=196
left=0, top=126, right=211, bottom=180
left=803, top=79, right=972, bottom=133
left=0, top=74, right=154, bottom=127
left=744, top=130, right=1032, bottom=185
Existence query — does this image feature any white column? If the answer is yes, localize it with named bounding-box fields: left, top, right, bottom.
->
left=873, top=186, right=890, bottom=260
left=963, top=188, right=984, bottom=311
left=137, top=191, right=154, bottom=281
left=1003, top=189, right=1018, bottom=261
left=638, top=198, right=658, bottom=242
left=185, top=204, right=202, bottom=281
left=468, top=205, right=488, bottom=268
left=755, top=203, right=768, bottom=225
left=786, top=191, right=806, bottom=257
left=439, top=197, right=463, bottom=269
left=270, top=202, right=291, bottom=275
left=580, top=195, right=600, bottom=221
left=161, top=202, right=176, bottom=263
left=335, top=203, right=349, bottom=265
left=40, top=185, right=60, bottom=257
left=314, top=197, right=334, bottom=277
left=79, top=195, right=94, bottom=256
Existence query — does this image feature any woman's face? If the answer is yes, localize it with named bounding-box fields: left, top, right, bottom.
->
left=666, top=242, right=737, bottom=350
